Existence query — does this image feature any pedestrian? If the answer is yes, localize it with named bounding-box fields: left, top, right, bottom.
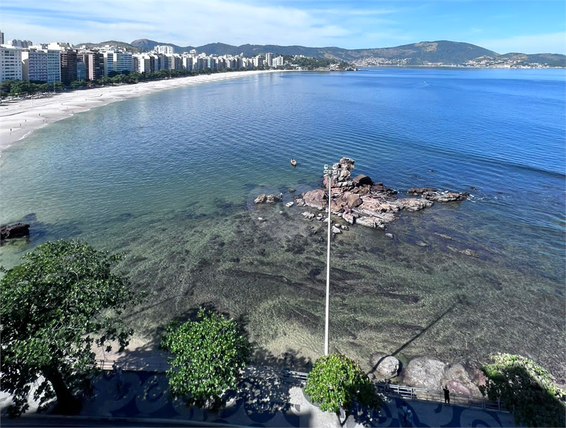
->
left=113, top=363, right=123, bottom=394
left=406, top=409, right=413, bottom=426
left=400, top=401, right=408, bottom=424
left=443, top=385, right=450, bottom=404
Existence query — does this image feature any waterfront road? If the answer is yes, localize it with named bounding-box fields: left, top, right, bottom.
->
left=1, top=369, right=515, bottom=427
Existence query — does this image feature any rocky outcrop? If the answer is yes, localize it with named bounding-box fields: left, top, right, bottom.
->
left=403, top=357, right=448, bottom=391
left=408, top=187, right=469, bottom=202
left=0, top=223, right=30, bottom=241
left=370, top=353, right=400, bottom=379
left=254, top=194, right=282, bottom=204
left=442, top=363, right=482, bottom=397
left=299, top=157, right=469, bottom=229
left=302, top=189, right=327, bottom=211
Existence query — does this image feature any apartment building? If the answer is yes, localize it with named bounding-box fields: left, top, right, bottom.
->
left=21, top=48, right=48, bottom=82
left=0, top=45, right=23, bottom=83
left=60, top=50, right=78, bottom=84
left=78, top=51, right=105, bottom=80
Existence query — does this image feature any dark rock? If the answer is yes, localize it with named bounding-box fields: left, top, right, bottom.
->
left=352, top=174, right=373, bottom=187
left=407, top=187, right=436, bottom=196
left=1, top=223, right=30, bottom=241
left=254, top=194, right=281, bottom=204
left=424, top=191, right=469, bottom=202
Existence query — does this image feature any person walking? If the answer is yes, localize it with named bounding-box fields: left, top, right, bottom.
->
left=443, top=385, right=450, bottom=404
left=113, top=363, right=124, bottom=395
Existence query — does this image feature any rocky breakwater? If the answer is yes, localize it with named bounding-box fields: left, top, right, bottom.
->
left=295, top=157, right=469, bottom=229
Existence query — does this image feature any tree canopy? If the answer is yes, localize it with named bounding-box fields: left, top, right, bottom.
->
left=0, top=240, right=141, bottom=416
left=480, top=353, right=565, bottom=427
left=304, top=353, right=381, bottom=415
left=160, top=308, right=251, bottom=409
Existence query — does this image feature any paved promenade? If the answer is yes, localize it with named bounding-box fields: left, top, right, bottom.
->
left=2, top=367, right=515, bottom=427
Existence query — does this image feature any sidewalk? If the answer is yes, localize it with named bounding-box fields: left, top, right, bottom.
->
left=38, top=368, right=513, bottom=428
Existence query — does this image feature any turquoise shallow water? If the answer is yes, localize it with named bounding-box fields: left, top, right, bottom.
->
left=1, top=69, right=565, bottom=378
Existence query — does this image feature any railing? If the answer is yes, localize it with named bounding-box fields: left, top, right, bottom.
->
left=375, top=382, right=504, bottom=412
left=96, top=359, right=170, bottom=373
left=94, top=360, right=505, bottom=413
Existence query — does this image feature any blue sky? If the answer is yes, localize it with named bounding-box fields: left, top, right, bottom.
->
left=1, top=1, right=565, bottom=54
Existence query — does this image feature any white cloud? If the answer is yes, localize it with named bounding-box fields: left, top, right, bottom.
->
left=0, top=0, right=357, bottom=47
left=476, top=32, right=566, bottom=55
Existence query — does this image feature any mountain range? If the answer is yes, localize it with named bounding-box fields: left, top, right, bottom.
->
left=78, top=39, right=566, bottom=67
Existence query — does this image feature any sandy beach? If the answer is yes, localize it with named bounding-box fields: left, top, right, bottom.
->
left=0, top=70, right=277, bottom=154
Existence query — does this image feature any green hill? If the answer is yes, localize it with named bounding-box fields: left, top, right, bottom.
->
left=121, top=39, right=565, bottom=67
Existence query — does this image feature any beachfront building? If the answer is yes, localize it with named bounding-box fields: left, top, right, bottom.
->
left=21, top=48, right=48, bottom=82
left=45, top=49, right=62, bottom=84
left=76, top=59, right=86, bottom=81
left=272, top=56, right=284, bottom=67
left=103, top=50, right=133, bottom=76
left=60, top=49, right=78, bottom=85
left=0, top=45, right=23, bottom=83
left=78, top=51, right=105, bottom=81
left=31, top=43, right=64, bottom=84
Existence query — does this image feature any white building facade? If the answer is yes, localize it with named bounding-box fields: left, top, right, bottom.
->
left=0, top=45, right=23, bottom=83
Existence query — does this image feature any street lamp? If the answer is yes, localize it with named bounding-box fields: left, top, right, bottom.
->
left=323, top=163, right=337, bottom=356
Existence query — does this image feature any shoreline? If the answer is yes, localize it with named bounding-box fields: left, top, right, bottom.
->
left=0, top=70, right=279, bottom=155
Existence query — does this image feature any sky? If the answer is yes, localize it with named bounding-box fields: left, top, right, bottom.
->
left=1, top=1, right=565, bottom=54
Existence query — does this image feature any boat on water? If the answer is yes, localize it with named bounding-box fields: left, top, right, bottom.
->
left=290, top=159, right=297, bottom=167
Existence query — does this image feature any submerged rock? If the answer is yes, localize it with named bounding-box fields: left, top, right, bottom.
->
left=0, top=223, right=30, bottom=241
left=254, top=194, right=282, bottom=204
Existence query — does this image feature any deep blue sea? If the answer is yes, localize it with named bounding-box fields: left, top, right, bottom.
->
left=1, top=68, right=565, bottom=378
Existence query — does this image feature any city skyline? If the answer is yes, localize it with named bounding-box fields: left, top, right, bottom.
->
left=1, top=1, right=565, bottom=55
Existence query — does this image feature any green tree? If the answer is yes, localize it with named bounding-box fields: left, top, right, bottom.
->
left=0, top=240, right=141, bottom=417
left=480, top=353, right=565, bottom=427
left=160, top=308, right=251, bottom=409
left=304, top=354, right=381, bottom=415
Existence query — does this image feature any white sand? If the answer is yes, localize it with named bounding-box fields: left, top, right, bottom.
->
left=0, top=70, right=278, bottom=154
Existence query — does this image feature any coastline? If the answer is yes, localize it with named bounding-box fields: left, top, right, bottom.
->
left=0, top=70, right=278, bottom=155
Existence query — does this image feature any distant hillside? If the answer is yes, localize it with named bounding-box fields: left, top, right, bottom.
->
left=77, top=40, right=141, bottom=52
left=498, top=52, right=566, bottom=68
left=344, top=40, right=498, bottom=64
left=124, top=39, right=566, bottom=67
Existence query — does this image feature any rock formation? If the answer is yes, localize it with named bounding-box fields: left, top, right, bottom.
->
left=403, top=357, right=448, bottom=391
left=369, top=353, right=401, bottom=379
left=0, top=223, right=30, bottom=241
left=254, top=194, right=282, bottom=204
left=296, top=157, right=469, bottom=229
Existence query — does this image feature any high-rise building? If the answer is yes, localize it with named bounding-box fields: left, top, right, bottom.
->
left=103, top=50, right=133, bottom=76
left=155, top=45, right=174, bottom=55
left=9, top=39, right=33, bottom=48
left=60, top=50, right=78, bottom=84
left=21, top=48, right=48, bottom=82
left=78, top=51, right=104, bottom=80
left=46, top=49, right=62, bottom=84
left=76, top=60, right=86, bottom=81
left=0, top=46, right=23, bottom=83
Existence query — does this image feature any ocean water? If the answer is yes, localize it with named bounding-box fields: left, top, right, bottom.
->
left=1, top=69, right=565, bottom=379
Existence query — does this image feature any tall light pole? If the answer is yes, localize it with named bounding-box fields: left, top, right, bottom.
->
left=323, top=164, right=337, bottom=356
